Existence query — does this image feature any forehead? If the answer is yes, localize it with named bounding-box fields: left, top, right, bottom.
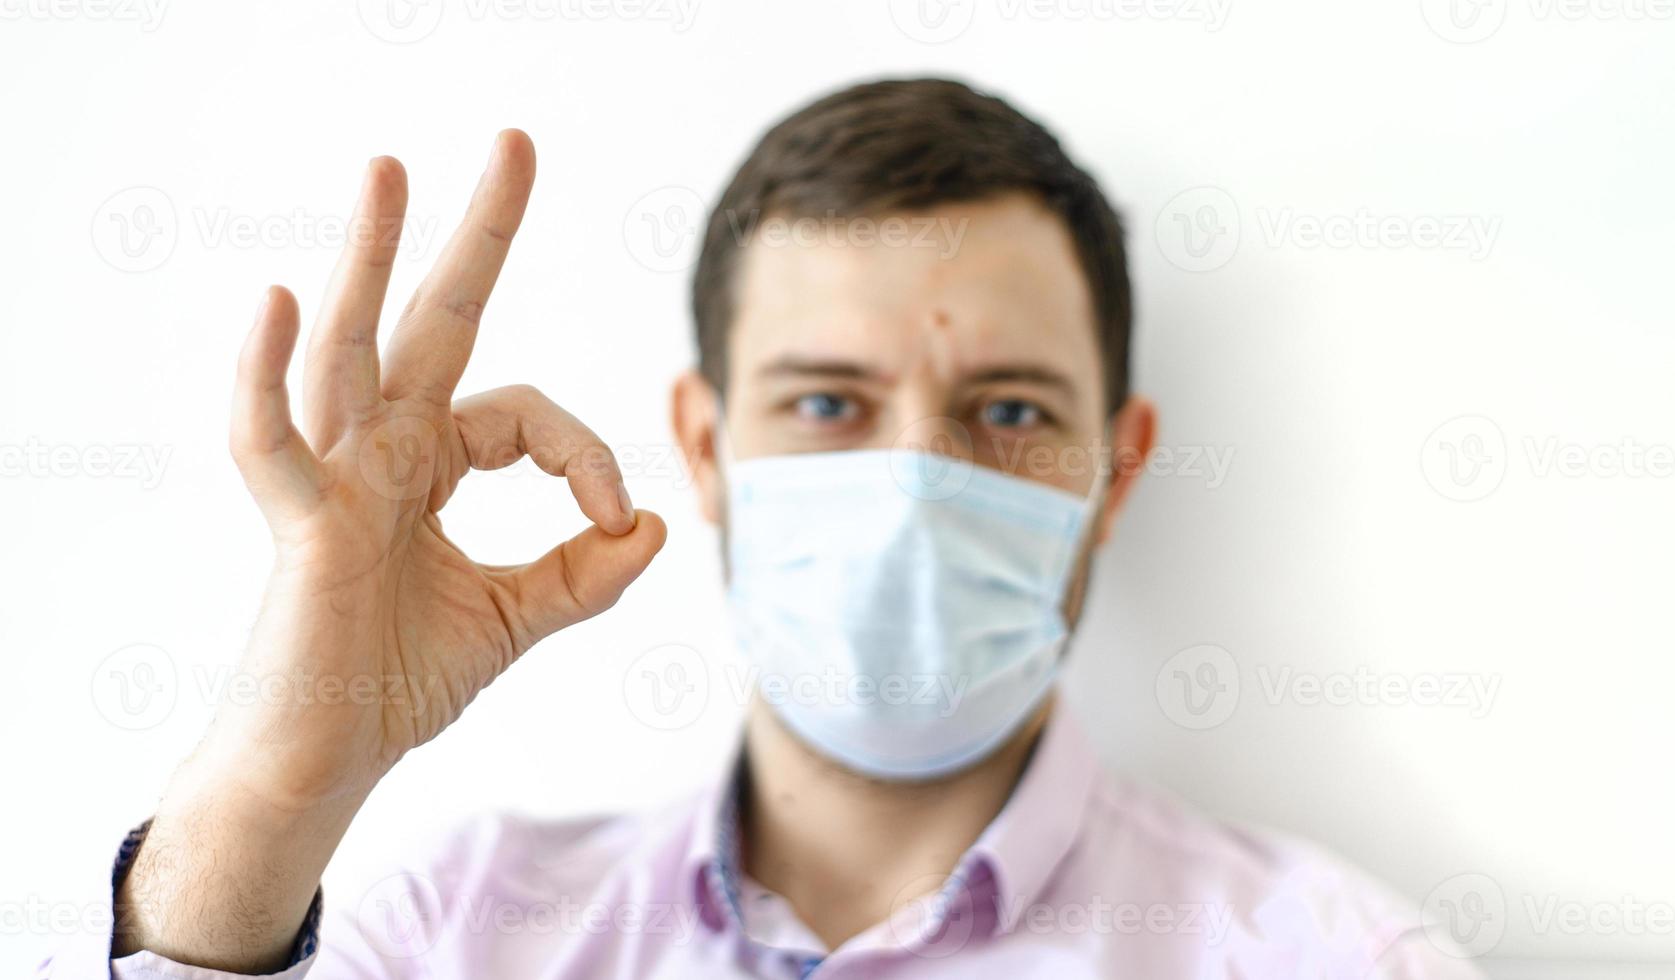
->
left=728, top=194, right=1101, bottom=393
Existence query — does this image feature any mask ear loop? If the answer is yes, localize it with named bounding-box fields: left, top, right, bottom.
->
left=1076, top=437, right=1112, bottom=534
left=711, top=391, right=737, bottom=470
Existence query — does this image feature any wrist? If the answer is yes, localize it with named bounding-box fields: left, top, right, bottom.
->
left=113, top=751, right=364, bottom=970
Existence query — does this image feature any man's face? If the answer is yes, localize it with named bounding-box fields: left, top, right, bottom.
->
left=673, top=192, right=1155, bottom=620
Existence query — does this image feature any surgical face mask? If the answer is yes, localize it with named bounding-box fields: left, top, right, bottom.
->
left=723, top=443, right=1106, bottom=781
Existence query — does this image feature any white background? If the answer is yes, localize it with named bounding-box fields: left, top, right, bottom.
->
left=1, top=0, right=1672, bottom=976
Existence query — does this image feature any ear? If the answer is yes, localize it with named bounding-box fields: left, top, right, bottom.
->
left=671, top=370, right=725, bottom=525
left=1093, top=395, right=1157, bottom=545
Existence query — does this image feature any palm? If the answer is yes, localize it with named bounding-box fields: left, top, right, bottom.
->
left=222, top=132, right=665, bottom=807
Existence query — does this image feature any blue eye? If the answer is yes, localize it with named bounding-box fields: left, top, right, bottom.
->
left=982, top=399, right=1042, bottom=429
left=795, top=393, right=857, bottom=422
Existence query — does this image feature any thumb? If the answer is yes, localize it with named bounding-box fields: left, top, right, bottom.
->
left=502, top=509, right=668, bottom=643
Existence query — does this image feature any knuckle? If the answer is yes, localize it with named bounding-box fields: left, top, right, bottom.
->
left=440, top=297, right=485, bottom=327
left=573, top=441, right=620, bottom=480
left=504, top=382, right=543, bottom=404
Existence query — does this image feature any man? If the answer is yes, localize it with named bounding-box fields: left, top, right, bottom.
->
left=45, top=78, right=1482, bottom=978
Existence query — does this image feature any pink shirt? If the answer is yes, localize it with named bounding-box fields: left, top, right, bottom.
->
left=46, top=708, right=1485, bottom=978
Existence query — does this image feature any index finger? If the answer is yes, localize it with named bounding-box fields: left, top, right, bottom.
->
left=450, top=385, right=636, bottom=537
left=383, top=129, right=536, bottom=405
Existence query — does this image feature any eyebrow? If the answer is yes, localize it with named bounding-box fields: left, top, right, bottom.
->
left=756, top=355, right=886, bottom=381
left=962, top=365, right=1078, bottom=399
left=755, top=355, right=1080, bottom=399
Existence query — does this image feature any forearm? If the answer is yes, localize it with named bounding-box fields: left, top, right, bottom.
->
left=113, top=754, right=367, bottom=973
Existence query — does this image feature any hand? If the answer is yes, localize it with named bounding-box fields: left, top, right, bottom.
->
left=115, top=130, right=666, bottom=971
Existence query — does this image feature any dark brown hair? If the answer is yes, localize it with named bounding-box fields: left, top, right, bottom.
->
left=691, top=76, right=1133, bottom=414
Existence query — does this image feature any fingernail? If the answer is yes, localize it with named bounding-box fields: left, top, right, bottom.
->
left=616, top=481, right=635, bottom=523
left=253, top=289, right=270, bottom=324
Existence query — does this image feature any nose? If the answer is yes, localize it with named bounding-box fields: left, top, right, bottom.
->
left=884, top=308, right=973, bottom=458
left=889, top=410, right=973, bottom=462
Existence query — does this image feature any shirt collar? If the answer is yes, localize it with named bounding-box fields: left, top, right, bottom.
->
left=681, top=747, right=745, bottom=934
left=681, top=704, right=1101, bottom=939
left=961, top=704, right=1100, bottom=933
